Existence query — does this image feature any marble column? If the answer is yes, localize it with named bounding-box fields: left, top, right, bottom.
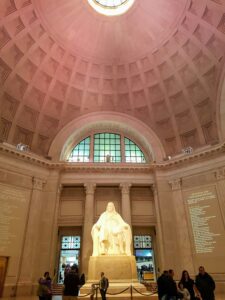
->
left=151, top=184, right=165, bottom=270
left=16, top=177, right=46, bottom=295
left=169, top=178, right=194, bottom=274
left=82, top=183, right=96, bottom=276
left=120, top=183, right=132, bottom=226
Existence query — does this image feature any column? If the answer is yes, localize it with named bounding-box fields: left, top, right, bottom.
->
left=169, top=178, right=194, bottom=274
left=120, top=183, right=132, bottom=226
left=151, top=184, right=165, bottom=270
left=37, top=170, right=60, bottom=278
left=81, top=183, right=96, bottom=276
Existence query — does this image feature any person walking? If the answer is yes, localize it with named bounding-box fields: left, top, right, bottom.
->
left=195, top=266, right=215, bottom=300
left=99, top=272, right=109, bottom=300
left=63, top=265, right=80, bottom=299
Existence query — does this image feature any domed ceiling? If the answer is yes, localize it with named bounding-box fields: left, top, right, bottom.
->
left=0, top=0, right=225, bottom=158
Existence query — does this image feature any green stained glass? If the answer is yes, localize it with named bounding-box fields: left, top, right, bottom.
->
left=94, top=133, right=121, bottom=163
left=68, top=133, right=146, bottom=164
left=68, top=137, right=90, bottom=162
left=124, top=137, right=146, bottom=163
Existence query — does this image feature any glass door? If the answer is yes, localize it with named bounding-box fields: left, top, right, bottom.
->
left=134, top=235, right=156, bottom=281
left=58, top=236, right=81, bottom=283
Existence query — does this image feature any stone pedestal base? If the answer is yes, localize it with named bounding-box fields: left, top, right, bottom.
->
left=79, top=255, right=158, bottom=299
left=80, top=282, right=157, bottom=300
left=87, top=255, right=138, bottom=282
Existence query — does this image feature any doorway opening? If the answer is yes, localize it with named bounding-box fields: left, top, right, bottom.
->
left=58, top=236, right=81, bottom=283
left=134, top=235, right=156, bottom=281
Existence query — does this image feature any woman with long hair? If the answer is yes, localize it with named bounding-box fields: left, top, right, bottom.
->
left=179, top=270, right=196, bottom=300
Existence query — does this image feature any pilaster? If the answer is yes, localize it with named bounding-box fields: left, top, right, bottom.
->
left=16, top=177, right=46, bottom=294
left=151, top=184, right=165, bottom=270
left=169, top=178, right=194, bottom=274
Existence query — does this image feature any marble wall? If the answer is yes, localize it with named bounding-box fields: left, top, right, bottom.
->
left=0, top=145, right=224, bottom=296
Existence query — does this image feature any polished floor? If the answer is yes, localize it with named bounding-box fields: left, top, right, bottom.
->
left=1, top=294, right=225, bottom=300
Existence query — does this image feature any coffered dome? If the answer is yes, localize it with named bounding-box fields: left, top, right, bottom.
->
left=0, top=0, right=225, bottom=159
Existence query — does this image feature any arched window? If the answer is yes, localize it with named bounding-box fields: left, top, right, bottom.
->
left=68, top=137, right=90, bottom=162
left=125, top=138, right=146, bottom=163
left=94, top=133, right=121, bottom=163
left=67, top=133, right=147, bottom=163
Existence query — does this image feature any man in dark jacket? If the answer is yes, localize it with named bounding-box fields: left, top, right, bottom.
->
left=63, top=265, right=80, bottom=298
left=167, top=269, right=178, bottom=300
left=157, top=270, right=169, bottom=300
left=195, top=266, right=215, bottom=300
left=99, top=272, right=108, bottom=300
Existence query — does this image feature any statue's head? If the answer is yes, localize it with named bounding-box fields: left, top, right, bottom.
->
left=106, top=202, right=116, bottom=213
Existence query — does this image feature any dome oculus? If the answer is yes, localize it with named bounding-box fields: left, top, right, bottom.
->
left=88, top=0, right=135, bottom=16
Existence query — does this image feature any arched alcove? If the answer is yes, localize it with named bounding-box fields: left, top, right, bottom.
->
left=48, top=112, right=165, bottom=162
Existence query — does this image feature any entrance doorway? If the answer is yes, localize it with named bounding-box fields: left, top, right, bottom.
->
left=134, top=235, right=156, bottom=281
left=58, top=236, right=81, bottom=283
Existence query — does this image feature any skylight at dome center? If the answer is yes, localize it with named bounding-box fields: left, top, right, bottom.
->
left=88, top=0, right=135, bottom=16
left=95, top=0, right=128, bottom=7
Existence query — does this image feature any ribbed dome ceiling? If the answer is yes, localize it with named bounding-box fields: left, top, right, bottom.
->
left=0, top=0, right=225, bottom=158
left=34, top=0, right=187, bottom=62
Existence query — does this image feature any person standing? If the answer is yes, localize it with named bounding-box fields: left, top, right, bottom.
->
left=99, top=272, right=109, bottom=300
left=63, top=265, right=80, bottom=299
left=179, top=270, right=195, bottom=300
left=157, top=270, right=169, bottom=300
left=167, top=269, right=178, bottom=300
left=37, top=272, right=52, bottom=300
left=195, top=266, right=215, bottom=300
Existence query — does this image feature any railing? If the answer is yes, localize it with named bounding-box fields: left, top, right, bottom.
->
left=78, top=284, right=158, bottom=299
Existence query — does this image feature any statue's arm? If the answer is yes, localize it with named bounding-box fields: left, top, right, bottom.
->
left=92, top=212, right=106, bottom=232
left=116, top=213, right=130, bottom=229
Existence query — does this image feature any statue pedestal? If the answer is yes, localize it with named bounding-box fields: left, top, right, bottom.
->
left=88, top=255, right=138, bottom=282
left=79, top=255, right=158, bottom=299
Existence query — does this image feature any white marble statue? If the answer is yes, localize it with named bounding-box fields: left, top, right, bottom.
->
left=91, top=202, right=132, bottom=256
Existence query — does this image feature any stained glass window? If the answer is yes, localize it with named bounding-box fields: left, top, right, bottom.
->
left=134, top=235, right=152, bottom=249
left=68, top=137, right=90, bottom=162
left=67, top=133, right=147, bottom=163
left=94, top=133, right=121, bottom=163
left=61, top=236, right=81, bottom=249
left=125, top=138, right=146, bottom=163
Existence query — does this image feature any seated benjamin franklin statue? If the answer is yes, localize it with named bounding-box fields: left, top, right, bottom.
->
left=91, top=202, right=132, bottom=256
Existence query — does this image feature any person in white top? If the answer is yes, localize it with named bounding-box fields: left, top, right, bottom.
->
left=178, top=282, right=190, bottom=300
